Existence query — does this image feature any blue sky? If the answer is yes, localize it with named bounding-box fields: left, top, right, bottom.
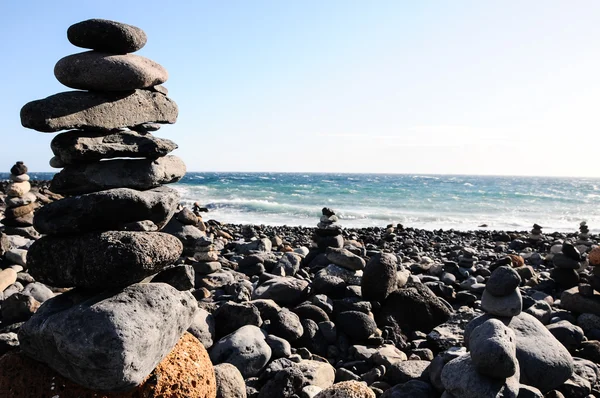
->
left=1, top=1, right=599, bottom=176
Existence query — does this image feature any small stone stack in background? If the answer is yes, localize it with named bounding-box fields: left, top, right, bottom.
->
left=193, top=236, right=222, bottom=275
left=528, top=223, right=543, bottom=241
left=313, top=207, right=344, bottom=250
left=551, top=242, right=584, bottom=290
left=577, top=221, right=592, bottom=247
left=1, top=162, right=38, bottom=238
left=6, top=18, right=216, bottom=395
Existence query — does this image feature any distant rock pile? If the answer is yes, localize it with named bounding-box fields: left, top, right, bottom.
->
left=528, top=223, right=543, bottom=241
left=314, top=207, right=344, bottom=250
left=10, top=18, right=215, bottom=393
left=1, top=162, right=37, bottom=238
left=551, top=241, right=584, bottom=290
left=578, top=221, right=592, bottom=246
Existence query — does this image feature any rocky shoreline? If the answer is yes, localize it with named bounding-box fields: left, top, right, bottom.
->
left=3, top=186, right=600, bottom=396
left=2, top=16, right=600, bottom=398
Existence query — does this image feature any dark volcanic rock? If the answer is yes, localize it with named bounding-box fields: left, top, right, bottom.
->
left=362, top=252, right=399, bottom=302
left=27, top=231, right=182, bottom=289
left=50, top=155, right=185, bottom=195
left=34, top=187, right=179, bottom=235
left=336, top=311, right=377, bottom=341
left=67, top=19, right=147, bottom=53
left=18, top=283, right=197, bottom=391
left=378, top=281, right=452, bottom=335
left=20, top=90, right=177, bottom=133
left=486, top=266, right=522, bottom=297
left=214, top=302, right=262, bottom=339
left=257, top=367, right=304, bottom=398
left=268, top=308, right=304, bottom=342
left=55, top=51, right=168, bottom=91
left=151, top=264, right=195, bottom=291
left=51, top=130, right=177, bottom=165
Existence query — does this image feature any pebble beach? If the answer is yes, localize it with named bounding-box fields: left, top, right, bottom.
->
left=2, top=17, right=600, bottom=398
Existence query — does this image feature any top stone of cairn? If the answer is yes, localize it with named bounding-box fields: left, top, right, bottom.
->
left=67, top=19, right=147, bottom=54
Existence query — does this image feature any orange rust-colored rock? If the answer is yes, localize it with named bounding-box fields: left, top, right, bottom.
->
left=0, top=332, right=216, bottom=398
left=589, top=247, right=600, bottom=266
left=508, top=254, right=525, bottom=268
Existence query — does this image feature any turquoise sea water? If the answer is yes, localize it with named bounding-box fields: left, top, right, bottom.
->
left=174, top=173, right=600, bottom=232
left=6, top=172, right=600, bottom=232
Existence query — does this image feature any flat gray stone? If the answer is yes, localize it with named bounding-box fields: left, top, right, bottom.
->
left=481, top=288, right=522, bottom=317
left=51, top=130, right=177, bottom=165
left=34, top=187, right=179, bottom=235
left=50, top=155, right=185, bottom=195
left=55, top=51, right=167, bottom=91
left=18, top=283, right=197, bottom=391
left=21, top=90, right=177, bottom=133
left=326, top=247, right=366, bottom=270
left=386, top=360, right=431, bottom=385
left=561, top=287, right=600, bottom=316
left=252, top=276, right=309, bottom=307
left=4, top=192, right=37, bottom=208
left=27, top=231, right=182, bottom=289
left=68, top=19, right=147, bottom=53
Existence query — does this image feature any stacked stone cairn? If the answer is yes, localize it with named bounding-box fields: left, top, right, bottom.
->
left=551, top=241, right=584, bottom=290
left=1, top=162, right=38, bottom=239
left=481, top=265, right=523, bottom=318
left=313, top=207, right=344, bottom=250
left=441, top=263, right=575, bottom=396
left=578, top=221, right=592, bottom=246
left=13, top=19, right=213, bottom=393
left=443, top=266, right=523, bottom=397
left=193, top=236, right=222, bottom=274
left=528, top=223, right=543, bottom=241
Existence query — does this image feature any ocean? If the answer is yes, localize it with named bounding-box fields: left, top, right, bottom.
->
left=6, top=172, right=600, bottom=233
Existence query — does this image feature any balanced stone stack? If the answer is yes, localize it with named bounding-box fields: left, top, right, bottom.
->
left=15, top=19, right=205, bottom=392
left=481, top=265, right=523, bottom=317
left=443, top=264, right=574, bottom=396
left=313, top=207, right=344, bottom=250
left=193, top=236, right=222, bottom=274
left=577, top=221, right=592, bottom=246
left=1, top=162, right=38, bottom=236
left=528, top=223, right=543, bottom=241
left=551, top=242, right=583, bottom=289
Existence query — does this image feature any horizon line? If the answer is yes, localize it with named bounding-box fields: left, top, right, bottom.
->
left=8, top=170, right=600, bottom=180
